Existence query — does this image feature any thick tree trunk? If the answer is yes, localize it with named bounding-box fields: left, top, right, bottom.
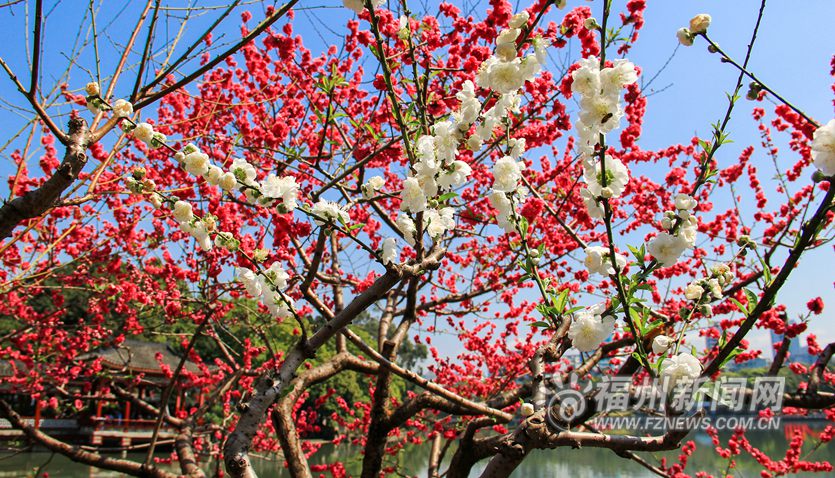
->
left=360, top=340, right=396, bottom=478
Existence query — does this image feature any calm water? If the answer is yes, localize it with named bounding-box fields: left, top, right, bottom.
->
left=1, top=425, right=832, bottom=477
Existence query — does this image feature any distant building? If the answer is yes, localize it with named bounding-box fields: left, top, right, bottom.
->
left=727, top=357, right=768, bottom=371
left=770, top=329, right=816, bottom=365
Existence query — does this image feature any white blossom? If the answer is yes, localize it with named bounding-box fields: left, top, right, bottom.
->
left=437, top=160, right=472, bottom=190
left=113, top=99, right=134, bottom=118
left=236, top=267, right=262, bottom=297
left=433, top=121, right=460, bottom=165
left=215, top=172, right=236, bottom=191
left=583, top=155, right=630, bottom=198
left=568, top=305, right=615, bottom=352
left=400, top=177, right=427, bottom=213
left=496, top=28, right=520, bottom=47
left=186, top=220, right=213, bottom=251
left=660, top=352, right=701, bottom=386
left=342, top=0, right=383, bottom=14
left=675, top=193, right=697, bottom=211
left=578, top=94, right=624, bottom=133
left=261, top=287, right=291, bottom=319
left=684, top=282, right=704, bottom=301
left=133, top=123, right=154, bottom=145
left=532, top=36, right=548, bottom=66
left=492, top=156, right=525, bottom=193
left=584, top=245, right=627, bottom=276
left=260, top=175, right=299, bottom=211
left=477, top=57, right=528, bottom=95
left=706, top=278, right=723, bottom=299
left=206, top=165, right=223, bottom=185
left=260, top=261, right=290, bottom=291
left=676, top=28, right=694, bottom=46
left=396, top=213, right=417, bottom=246
left=811, top=119, right=835, bottom=176
left=184, top=151, right=210, bottom=177
left=652, top=335, right=674, bottom=354
left=381, top=237, right=398, bottom=265
left=689, top=14, right=711, bottom=34
left=647, top=232, right=688, bottom=267
left=85, top=82, right=100, bottom=96
left=508, top=11, right=530, bottom=29
left=490, top=189, right=524, bottom=233
left=600, top=59, right=638, bottom=92
left=214, top=231, right=238, bottom=252
left=711, top=263, right=734, bottom=287
left=230, top=158, right=258, bottom=187
left=520, top=402, right=535, bottom=417
left=362, top=175, right=386, bottom=199
left=509, top=137, right=527, bottom=160
left=172, top=201, right=193, bottom=223
left=311, top=199, right=350, bottom=225
left=580, top=188, right=604, bottom=219
left=425, top=207, right=455, bottom=239
left=571, top=58, right=601, bottom=98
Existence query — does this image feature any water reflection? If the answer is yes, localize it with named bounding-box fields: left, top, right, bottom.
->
left=1, top=425, right=832, bottom=477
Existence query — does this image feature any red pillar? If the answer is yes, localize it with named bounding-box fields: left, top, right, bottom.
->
left=124, top=401, right=131, bottom=431
left=33, top=400, right=41, bottom=429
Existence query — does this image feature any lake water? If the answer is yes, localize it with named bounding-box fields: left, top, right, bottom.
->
left=1, top=425, right=832, bottom=477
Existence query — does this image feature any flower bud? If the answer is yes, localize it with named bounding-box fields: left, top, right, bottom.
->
left=676, top=28, right=694, bottom=46
left=252, top=248, right=269, bottom=262
left=707, top=44, right=719, bottom=54
left=85, top=82, right=100, bottom=96
left=689, top=13, right=711, bottom=34
left=584, top=17, right=600, bottom=31
left=811, top=170, right=828, bottom=182
left=496, top=42, right=517, bottom=61
left=652, top=335, right=674, bottom=354
left=520, top=402, right=535, bottom=417
left=398, top=16, right=410, bottom=40
left=745, top=82, right=762, bottom=101
left=509, top=11, right=530, bottom=29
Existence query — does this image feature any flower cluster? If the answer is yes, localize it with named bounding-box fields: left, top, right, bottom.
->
left=236, top=263, right=292, bottom=320
left=476, top=11, right=547, bottom=231
left=683, top=263, right=734, bottom=308
left=583, top=245, right=627, bottom=276
left=311, top=199, right=350, bottom=226
left=647, top=193, right=698, bottom=266
left=676, top=14, right=712, bottom=47
left=570, top=57, right=637, bottom=217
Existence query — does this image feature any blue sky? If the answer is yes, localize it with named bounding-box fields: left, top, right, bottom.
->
left=0, top=0, right=832, bottom=361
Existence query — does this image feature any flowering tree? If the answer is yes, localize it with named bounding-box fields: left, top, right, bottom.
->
left=0, top=1, right=833, bottom=478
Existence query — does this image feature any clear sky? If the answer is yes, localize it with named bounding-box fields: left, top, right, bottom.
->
left=0, top=1, right=832, bottom=361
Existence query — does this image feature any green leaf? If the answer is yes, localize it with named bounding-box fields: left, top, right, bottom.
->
left=531, top=321, right=551, bottom=329
left=554, top=289, right=569, bottom=315
left=518, top=217, right=529, bottom=237
left=728, top=298, right=749, bottom=317
left=438, top=191, right=458, bottom=202
left=743, top=288, right=758, bottom=314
